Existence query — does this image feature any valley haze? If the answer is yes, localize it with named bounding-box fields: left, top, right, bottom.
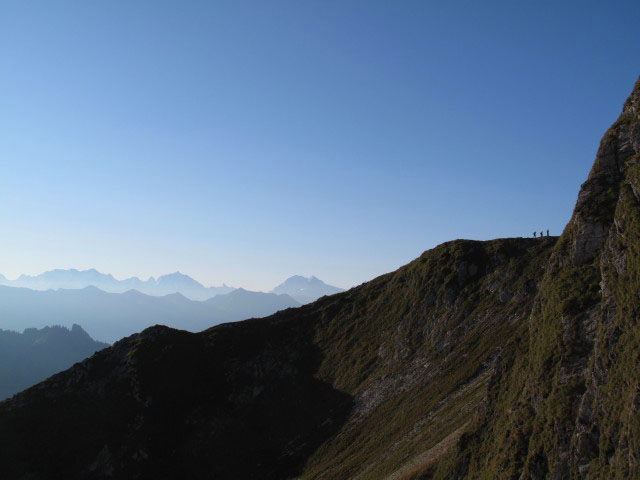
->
left=0, top=271, right=343, bottom=343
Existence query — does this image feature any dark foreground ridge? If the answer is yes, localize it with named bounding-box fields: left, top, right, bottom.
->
left=0, top=237, right=557, bottom=479
left=1, top=76, right=639, bottom=479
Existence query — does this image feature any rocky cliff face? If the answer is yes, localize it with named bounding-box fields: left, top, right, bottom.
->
left=425, top=77, right=640, bottom=480
left=528, top=76, right=640, bottom=480
left=1, top=78, right=639, bottom=480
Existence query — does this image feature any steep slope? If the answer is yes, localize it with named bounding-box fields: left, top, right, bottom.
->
left=421, top=77, right=640, bottom=480
left=0, top=324, right=108, bottom=400
left=0, top=237, right=556, bottom=479
left=271, top=275, right=344, bottom=304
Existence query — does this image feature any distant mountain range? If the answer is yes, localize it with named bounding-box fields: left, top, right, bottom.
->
left=204, top=288, right=302, bottom=320
left=0, top=269, right=234, bottom=301
left=270, top=275, right=344, bottom=303
left=0, top=324, right=107, bottom=400
left=0, top=269, right=344, bottom=303
left=0, top=285, right=300, bottom=343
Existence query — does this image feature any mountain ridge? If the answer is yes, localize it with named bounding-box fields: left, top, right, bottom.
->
left=0, top=269, right=235, bottom=301
left=0, top=269, right=342, bottom=303
left=0, top=236, right=557, bottom=479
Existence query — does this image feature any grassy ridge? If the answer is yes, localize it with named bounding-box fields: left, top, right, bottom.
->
left=0, top=238, right=555, bottom=479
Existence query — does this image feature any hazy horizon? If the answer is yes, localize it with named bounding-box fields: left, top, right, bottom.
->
left=0, top=267, right=338, bottom=291
left=2, top=1, right=639, bottom=291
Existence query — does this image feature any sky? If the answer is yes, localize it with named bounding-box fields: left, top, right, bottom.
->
left=1, top=1, right=639, bottom=291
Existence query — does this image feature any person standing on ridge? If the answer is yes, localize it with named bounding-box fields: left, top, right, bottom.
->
left=540, top=231, right=543, bottom=238
left=547, top=229, right=549, bottom=236
left=533, top=231, right=536, bottom=238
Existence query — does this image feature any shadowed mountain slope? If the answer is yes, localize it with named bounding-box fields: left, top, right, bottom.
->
left=0, top=324, right=108, bottom=400
left=1, top=77, right=640, bottom=479
left=0, top=236, right=556, bottom=479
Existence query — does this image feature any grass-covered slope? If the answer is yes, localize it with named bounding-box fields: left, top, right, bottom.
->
left=302, top=237, right=555, bottom=479
left=0, top=237, right=555, bottom=479
left=421, top=77, right=640, bottom=480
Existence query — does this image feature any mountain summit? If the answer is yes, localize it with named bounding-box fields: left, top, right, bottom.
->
left=1, top=77, right=639, bottom=479
left=270, top=275, right=343, bottom=304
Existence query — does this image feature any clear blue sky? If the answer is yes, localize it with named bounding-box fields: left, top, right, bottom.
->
left=1, top=1, right=639, bottom=291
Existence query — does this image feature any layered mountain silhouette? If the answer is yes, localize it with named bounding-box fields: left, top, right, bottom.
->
left=2, top=77, right=640, bottom=479
left=0, top=269, right=234, bottom=301
left=270, top=275, right=344, bottom=304
left=0, top=269, right=342, bottom=304
left=0, top=324, right=107, bottom=400
left=0, top=286, right=299, bottom=344
left=204, top=288, right=303, bottom=319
